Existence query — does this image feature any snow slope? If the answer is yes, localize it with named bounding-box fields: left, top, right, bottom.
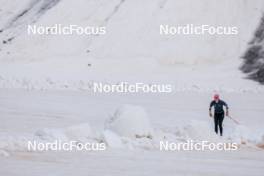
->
left=0, top=0, right=263, bottom=62
left=0, top=0, right=264, bottom=91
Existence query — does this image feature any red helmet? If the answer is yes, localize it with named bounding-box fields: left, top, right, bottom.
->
left=214, top=94, right=219, bottom=100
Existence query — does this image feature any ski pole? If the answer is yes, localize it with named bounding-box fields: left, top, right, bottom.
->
left=227, top=115, right=240, bottom=125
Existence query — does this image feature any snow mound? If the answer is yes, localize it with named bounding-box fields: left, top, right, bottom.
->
left=105, top=105, right=154, bottom=139
left=64, top=123, right=95, bottom=142
left=1, top=115, right=264, bottom=153
left=35, top=128, right=68, bottom=141
left=35, top=123, right=97, bottom=142
left=102, top=130, right=124, bottom=149
left=0, top=133, right=35, bottom=152
left=225, top=123, right=264, bottom=146
left=180, top=120, right=220, bottom=142
left=0, top=150, right=10, bottom=157
left=162, top=119, right=264, bottom=147
left=0, top=123, right=98, bottom=154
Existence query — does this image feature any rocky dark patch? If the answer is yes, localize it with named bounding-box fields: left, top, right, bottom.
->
left=241, top=14, right=264, bottom=84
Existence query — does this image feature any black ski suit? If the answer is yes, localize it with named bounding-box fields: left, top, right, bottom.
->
left=209, top=100, right=229, bottom=136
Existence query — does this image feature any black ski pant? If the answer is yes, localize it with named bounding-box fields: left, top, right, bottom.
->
left=214, top=112, right=224, bottom=136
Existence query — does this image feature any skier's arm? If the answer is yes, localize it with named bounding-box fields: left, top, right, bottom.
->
left=209, top=101, right=214, bottom=117
left=223, top=101, right=229, bottom=116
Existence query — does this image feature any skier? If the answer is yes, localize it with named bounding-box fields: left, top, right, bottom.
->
left=209, top=94, right=229, bottom=136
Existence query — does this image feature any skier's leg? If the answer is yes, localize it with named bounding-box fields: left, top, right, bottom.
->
left=214, top=114, right=218, bottom=134
left=219, top=113, right=224, bottom=136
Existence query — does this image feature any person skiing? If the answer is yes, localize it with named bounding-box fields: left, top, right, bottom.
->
left=209, top=94, right=229, bottom=136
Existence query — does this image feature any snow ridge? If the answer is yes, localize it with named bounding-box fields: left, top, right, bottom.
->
left=1, top=105, right=264, bottom=156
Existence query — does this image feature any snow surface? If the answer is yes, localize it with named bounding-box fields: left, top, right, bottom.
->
left=0, top=89, right=264, bottom=175
left=1, top=84, right=264, bottom=172
left=1, top=99, right=264, bottom=153
left=1, top=0, right=264, bottom=175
